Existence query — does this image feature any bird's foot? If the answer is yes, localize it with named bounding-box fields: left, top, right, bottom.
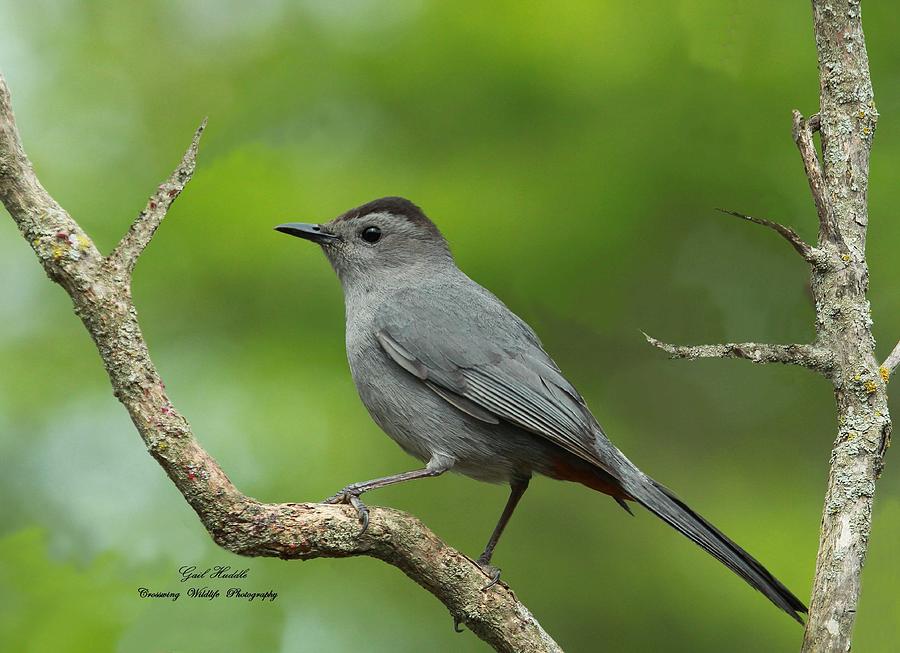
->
left=475, top=555, right=502, bottom=591
left=322, top=487, right=370, bottom=534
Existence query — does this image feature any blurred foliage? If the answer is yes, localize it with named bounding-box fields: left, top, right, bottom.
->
left=1, top=1, right=898, bottom=651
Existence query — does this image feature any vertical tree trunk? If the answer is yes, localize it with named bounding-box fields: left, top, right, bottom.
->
left=801, top=1, right=887, bottom=651
left=649, top=3, right=889, bottom=650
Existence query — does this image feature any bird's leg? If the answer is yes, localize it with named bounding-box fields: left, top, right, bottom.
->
left=323, top=457, right=450, bottom=533
left=476, top=476, right=529, bottom=589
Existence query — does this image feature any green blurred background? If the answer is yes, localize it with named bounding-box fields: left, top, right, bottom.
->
left=1, top=1, right=897, bottom=651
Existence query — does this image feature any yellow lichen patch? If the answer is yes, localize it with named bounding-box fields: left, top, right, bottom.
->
left=880, top=366, right=890, bottom=383
left=841, top=254, right=851, bottom=262
left=156, top=440, right=169, bottom=452
left=76, top=234, right=91, bottom=251
left=51, top=244, right=66, bottom=260
left=864, top=380, right=877, bottom=394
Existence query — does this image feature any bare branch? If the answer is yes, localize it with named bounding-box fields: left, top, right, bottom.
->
left=108, top=118, right=207, bottom=274
left=881, top=341, right=900, bottom=383
left=715, top=207, right=818, bottom=263
left=791, top=109, right=843, bottom=247
left=0, top=73, right=101, bottom=289
left=643, top=333, right=832, bottom=374
left=0, top=73, right=561, bottom=653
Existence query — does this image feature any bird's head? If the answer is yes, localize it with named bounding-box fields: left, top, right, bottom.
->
left=275, top=197, right=453, bottom=288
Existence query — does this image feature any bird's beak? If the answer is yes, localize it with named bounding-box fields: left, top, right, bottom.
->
left=274, top=222, right=340, bottom=244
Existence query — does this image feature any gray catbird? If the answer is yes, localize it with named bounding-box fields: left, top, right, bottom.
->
left=275, top=196, right=806, bottom=622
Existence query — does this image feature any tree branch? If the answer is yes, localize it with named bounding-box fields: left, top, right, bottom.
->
left=0, top=72, right=561, bottom=653
left=791, top=110, right=843, bottom=248
left=715, top=208, right=820, bottom=264
left=108, top=118, right=207, bottom=273
left=0, top=74, right=102, bottom=291
left=643, top=333, right=833, bottom=375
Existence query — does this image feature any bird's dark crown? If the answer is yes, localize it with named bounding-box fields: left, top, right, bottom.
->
left=334, top=196, right=442, bottom=239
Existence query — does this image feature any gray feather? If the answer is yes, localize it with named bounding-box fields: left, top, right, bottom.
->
left=373, top=278, right=625, bottom=478
left=424, top=380, right=500, bottom=424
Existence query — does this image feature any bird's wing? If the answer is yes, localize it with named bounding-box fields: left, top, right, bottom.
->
left=373, top=282, right=618, bottom=475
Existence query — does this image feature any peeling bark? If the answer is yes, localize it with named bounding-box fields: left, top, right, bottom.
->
left=0, top=73, right=561, bottom=653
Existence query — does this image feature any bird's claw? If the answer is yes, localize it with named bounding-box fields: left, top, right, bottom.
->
left=322, top=488, right=370, bottom=534
left=475, top=557, right=502, bottom=591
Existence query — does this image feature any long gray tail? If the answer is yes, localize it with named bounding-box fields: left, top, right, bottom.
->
left=625, top=473, right=807, bottom=622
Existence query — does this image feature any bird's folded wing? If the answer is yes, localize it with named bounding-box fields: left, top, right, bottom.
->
left=374, top=327, right=615, bottom=475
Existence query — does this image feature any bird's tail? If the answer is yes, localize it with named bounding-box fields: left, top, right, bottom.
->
left=622, top=472, right=807, bottom=622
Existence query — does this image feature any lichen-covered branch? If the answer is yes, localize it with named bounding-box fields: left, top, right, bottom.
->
left=0, top=75, right=102, bottom=293
left=791, top=110, right=843, bottom=249
left=643, top=333, right=833, bottom=375
left=716, top=208, right=819, bottom=264
left=799, top=2, right=888, bottom=651
left=0, top=72, right=561, bottom=653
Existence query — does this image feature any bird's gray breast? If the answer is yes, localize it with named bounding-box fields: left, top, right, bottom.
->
left=345, top=309, right=437, bottom=464
left=342, top=285, right=544, bottom=482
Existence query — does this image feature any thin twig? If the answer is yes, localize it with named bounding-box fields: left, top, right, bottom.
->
left=108, top=118, right=207, bottom=273
left=791, top=109, right=843, bottom=247
left=643, top=332, right=833, bottom=375
left=881, top=341, right=900, bottom=382
left=716, top=208, right=818, bottom=263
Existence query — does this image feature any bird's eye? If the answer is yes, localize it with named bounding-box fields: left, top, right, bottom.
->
left=360, top=226, right=382, bottom=243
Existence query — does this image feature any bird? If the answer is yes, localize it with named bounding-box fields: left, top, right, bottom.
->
left=275, top=196, right=807, bottom=622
